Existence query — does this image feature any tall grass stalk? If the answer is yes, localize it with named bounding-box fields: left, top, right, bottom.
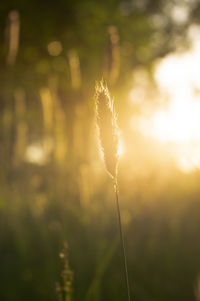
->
left=114, top=178, right=131, bottom=301
left=95, top=81, right=131, bottom=301
left=56, top=242, right=73, bottom=301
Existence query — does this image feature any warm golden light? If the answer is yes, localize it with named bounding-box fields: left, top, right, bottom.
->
left=25, top=142, right=48, bottom=165
left=131, top=26, right=200, bottom=172
left=47, top=41, right=63, bottom=56
left=117, top=137, right=125, bottom=157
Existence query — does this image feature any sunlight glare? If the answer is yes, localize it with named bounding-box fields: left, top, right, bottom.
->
left=131, top=25, right=200, bottom=172
left=25, top=143, right=48, bottom=165
left=118, top=138, right=125, bottom=157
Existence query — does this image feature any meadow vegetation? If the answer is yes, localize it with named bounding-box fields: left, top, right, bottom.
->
left=1, top=1, right=200, bottom=300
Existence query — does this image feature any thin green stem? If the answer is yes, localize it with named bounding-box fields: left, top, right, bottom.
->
left=114, top=178, right=131, bottom=301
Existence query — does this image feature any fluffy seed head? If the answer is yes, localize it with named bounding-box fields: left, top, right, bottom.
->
left=95, top=81, right=119, bottom=179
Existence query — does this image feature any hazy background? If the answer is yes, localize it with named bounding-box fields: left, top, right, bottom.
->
left=1, top=0, right=200, bottom=300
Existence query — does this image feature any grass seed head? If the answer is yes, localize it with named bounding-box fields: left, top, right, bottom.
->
left=95, top=80, right=119, bottom=179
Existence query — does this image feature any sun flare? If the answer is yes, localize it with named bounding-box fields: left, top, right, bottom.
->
left=117, top=137, right=125, bottom=157
left=131, top=26, right=200, bottom=172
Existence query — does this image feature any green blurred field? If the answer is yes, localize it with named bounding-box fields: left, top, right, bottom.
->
left=1, top=1, right=200, bottom=300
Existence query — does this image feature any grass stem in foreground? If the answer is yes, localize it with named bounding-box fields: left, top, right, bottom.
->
left=114, top=178, right=131, bottom=301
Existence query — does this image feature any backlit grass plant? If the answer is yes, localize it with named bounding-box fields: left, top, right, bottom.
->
left=95, top=81, right=131, bottom=301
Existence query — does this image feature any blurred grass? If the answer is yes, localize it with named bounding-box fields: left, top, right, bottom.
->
left=1, top=1, right=200, bottom=300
